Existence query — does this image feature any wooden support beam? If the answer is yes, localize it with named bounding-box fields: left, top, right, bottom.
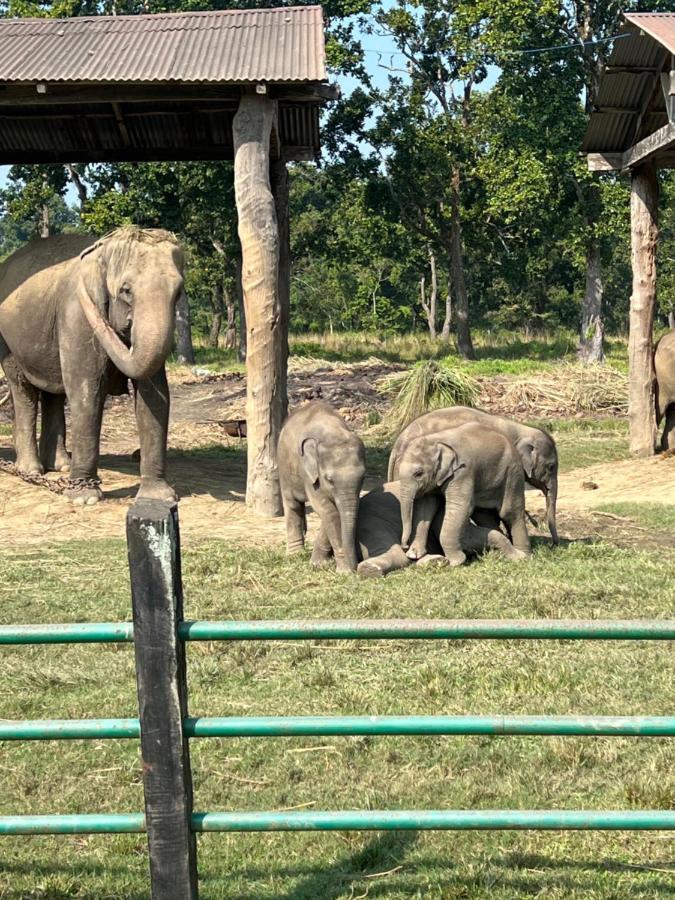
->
left=660, top=71, right=675, bottom=123
left=587, top=152, right=624, bottom=171
left=623, top=121, right=675, bottom=169
left=271, top=157, right=290, bottom=423
left=233, top=94, right=285, bottom=516
left=127, top=500, right=198, bottom=900
left=628, top=162, right=659, bottom=457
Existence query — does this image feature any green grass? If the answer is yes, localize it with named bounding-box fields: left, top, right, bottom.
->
left=596, top=502, right=675, bottom=533
left=1, top=535, right=674, bottom=899
left=530, top=420, right=630, bottom=473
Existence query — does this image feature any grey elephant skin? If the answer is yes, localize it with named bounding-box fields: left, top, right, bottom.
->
left=389, top=405, right=558, bottom=544
left=655, top=330, right=675, bottom=450
left=278, top=401, right=366, bottom=572
left=0, top=228, right=183, bottom=504
left=357, top=481, right=527, bottom=578
left=396, top=422, right=531, bottom=567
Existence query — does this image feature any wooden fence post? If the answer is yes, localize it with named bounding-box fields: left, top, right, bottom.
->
left=127, top=500, right=198, bottom=900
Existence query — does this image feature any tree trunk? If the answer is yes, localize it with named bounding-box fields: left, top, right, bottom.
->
left=39, top=204, right=49, bottom=239
left=419, top=250, right=438, bottom=338
left=235, top=253, right=247, bottom=362
left=66, top=164, right=88, bottom=208
left=224, top=285, right=236, bottom=350
left=174, top=289, right=195, bottom=365
left=578, top=241, right=604, bottom=363
left=668, top=311, right=675, bottom=330
left=233, top=94, right=284, bottom=516
left=209, top=282, right=224, bottom=349
left=271, top=157, right=290, bottom=422
left=628, top=161, right=659, bottom=457
left=449, top=169, right=475, bottom=360
left=441, top=291, right=452, bottom=341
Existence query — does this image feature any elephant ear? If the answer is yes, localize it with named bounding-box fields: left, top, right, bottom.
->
left=300, top=438, right=320, bottom=488
left=79, top=241, right=109, bottom=315
left=434, top=441, right=463, bottom=486
left=516, top=438, right=537, bottom=479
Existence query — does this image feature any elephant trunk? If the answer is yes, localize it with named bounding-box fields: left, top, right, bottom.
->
left=337, top=496, right=359, bottom=572
left=399, top=479, right=417, bottom=549
left=546, top=475, right=559, bottom=545
left=78, top=274, right=175, bottom=380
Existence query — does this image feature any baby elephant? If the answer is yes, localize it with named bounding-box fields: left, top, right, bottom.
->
left=278, top=401, right=366, bottom=573
left=397, top=422, right=531, bottom=566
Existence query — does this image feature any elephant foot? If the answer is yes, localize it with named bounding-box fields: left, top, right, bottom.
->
left=335, top=556, right=356, bottom=575
left=405, top=540, right=428, bottom=561
left=445, top=550, right=467, bottom=567
left=135, top=478, right=178, bottom=502
left=65, top=484, right=104, bottom=506
left=54, top=450, right=71, bottom=473
left=310, top=545, right=333, bottom=567
left=357, top=559, right=386, bottom=578
left=416, top=554, right=449, bottom=569
left=506, top=548, right=530, bottom=563
left=15, top=454, right=44, bottom=476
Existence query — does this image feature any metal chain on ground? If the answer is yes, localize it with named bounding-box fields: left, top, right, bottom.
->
left=0, top=459, right=101, bottom=495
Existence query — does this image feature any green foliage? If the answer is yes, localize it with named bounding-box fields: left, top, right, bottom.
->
left=379, top=358, right=480, bottom=429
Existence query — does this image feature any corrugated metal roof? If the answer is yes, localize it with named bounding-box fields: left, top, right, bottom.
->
left=582, top=13, right=674, bottom=154
left=0, top=6, right=326, bottom=84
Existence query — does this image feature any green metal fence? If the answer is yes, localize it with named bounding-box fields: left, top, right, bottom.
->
left=1, top=500, right=674, bottom=899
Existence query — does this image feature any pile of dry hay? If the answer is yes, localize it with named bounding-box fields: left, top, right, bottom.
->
left=479, top=363, right=628, bottom=417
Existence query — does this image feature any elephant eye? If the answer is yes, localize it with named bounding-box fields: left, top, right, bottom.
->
left=413, top=468, right=423, bottom=478
left=324, top=474, right=334, bottom=485
left=118, top=284, right=133, bottom=304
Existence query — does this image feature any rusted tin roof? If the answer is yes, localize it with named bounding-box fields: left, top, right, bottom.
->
left=582, top=13, right=674, bottom=158
left=0, top=6, right=326, bottom=84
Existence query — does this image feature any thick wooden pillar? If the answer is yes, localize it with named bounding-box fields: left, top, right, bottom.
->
left=628, top=161, right=659, bottom=457
left=233, top=94, right=285, bottom=516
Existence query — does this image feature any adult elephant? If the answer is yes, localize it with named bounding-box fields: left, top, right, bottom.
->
left=388, top=406, right=559, bottom=544
left=655, top=330, right=675, bottom=450
left=0, top=227, right=183, bottom=504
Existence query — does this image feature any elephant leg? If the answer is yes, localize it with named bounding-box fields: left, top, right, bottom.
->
left=464, top=523, right=528, bottom=562
left=62, top=381, right=105, bottom=504
left=39, top=392, right=70, bottom=473
left=358, top=544, right=412, bottom=578
left=133, top=366, right=176, bottom=502
left=2, top=355, right=42, bottom=474
left=438, top=482, right=473, bottom=566
left=283, top=495, right=306, bottom=555
left=406, top=493, right=441, bottom=560
left=661, top=405, right=675, bottom=451
left=312, top=495, right=351, bottom=573
left=500, top=504, right=531, bottom=557
left=310, top=523, right=334, bottom=567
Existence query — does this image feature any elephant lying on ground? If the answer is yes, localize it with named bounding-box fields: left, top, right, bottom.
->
left=388, top=406, right=558, bottom=544
left=396, top=423, right=531, bottom=567
left=0, top=227, right=183, bottom=504
left=356, top=481, right=527, bottom=578
left=655, top=330, right=675, bottom=450
left=278, top=401, right=366, bottom=572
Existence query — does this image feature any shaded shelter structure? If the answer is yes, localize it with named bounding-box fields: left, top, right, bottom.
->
left=0, top=6, right=334, bottom=513
left=584, top=12, right=675, bottom=456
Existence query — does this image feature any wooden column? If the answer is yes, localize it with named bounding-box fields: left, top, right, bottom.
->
left=233, top=94, right=285, bottom=516
left=127, top=500, right=198, bottom=900
left=271, top=156, right=290, bottom=422
left=628, top=161, right=659, bottom=456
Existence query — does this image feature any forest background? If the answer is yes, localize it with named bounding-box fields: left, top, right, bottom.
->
left=1, top=0, right=675, bottom=364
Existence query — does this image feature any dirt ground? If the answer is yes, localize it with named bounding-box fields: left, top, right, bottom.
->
left=0, top=365, right=673, bottom=551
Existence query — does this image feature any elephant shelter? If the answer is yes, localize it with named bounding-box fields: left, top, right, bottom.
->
left=584, top=11, right=675, bottom=456
left=0, top=5, right=336, bottom=515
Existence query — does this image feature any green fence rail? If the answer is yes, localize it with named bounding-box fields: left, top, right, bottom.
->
left=3, top=501, right=673, bottom=900
left=2, top=714, right=675, bottom=741
left=3, top=617, right=675, bottom=644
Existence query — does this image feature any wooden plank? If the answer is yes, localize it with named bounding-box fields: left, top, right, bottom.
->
left=628, top=163, right=659, bottom=457
left=622, top=121, right=675, bottom=169
left=587, top=152, right=624, bottom=171
left=127, top=500, right=199, bottom=900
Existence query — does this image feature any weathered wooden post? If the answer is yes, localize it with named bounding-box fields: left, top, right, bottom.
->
left=271, top=156, right=290, bottom=422
left=628, top=161, right=659, bottom=456
left=233, top=92, right=286, bottom=516
left=127, top=500, right=198, bottom=900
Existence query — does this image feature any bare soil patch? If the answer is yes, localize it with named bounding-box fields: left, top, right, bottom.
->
left=0, top=362, right=673, bottom=552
